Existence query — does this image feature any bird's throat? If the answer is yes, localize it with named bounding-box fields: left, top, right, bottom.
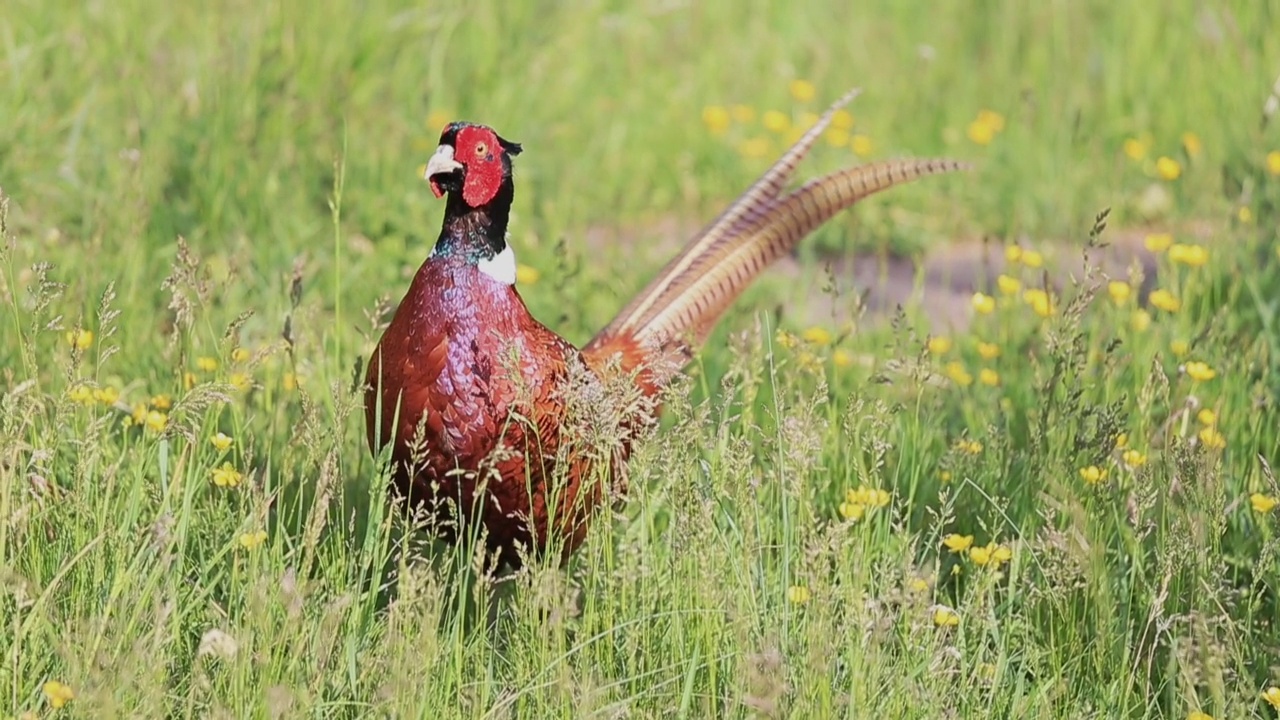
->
left=433, top=179, right=513, bottom=266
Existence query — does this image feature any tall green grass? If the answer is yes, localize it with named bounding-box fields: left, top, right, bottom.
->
left=3, top=0, right=1280, bottom=717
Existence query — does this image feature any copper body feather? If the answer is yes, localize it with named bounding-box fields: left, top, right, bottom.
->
left=365, top=92, right=967, bottom=566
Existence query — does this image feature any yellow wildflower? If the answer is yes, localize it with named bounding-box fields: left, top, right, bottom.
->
left=229, top=347, right=249, bottom=364
left=977, top=109, right=1005, bottom=132
left=1250, top=493, right=1278, bottom=514
left=802, top=326, right=833, bottom=346
left=516, top=264, right=540, bottom=285
left=1148, top=289, right=1180, bottom=312
left=825, top=127, right=850, bottom=147
left=977, top=341, right=1000, bottom=360
left=832, top=349, right=854, bottom=368
left=954, top=439, right=983, bottom=455
left=131, top=402, right=149, bottom=425
left=1181, top=132, right=1202, bottom=158
left=211, top=462, right=244, bottom=488
left=65, top=328, right=94, bottom=350
left=42, top=680, right=74, bottom=709
left=967, top=119, right=995, bottom=146
left=1263, top=686, right=1280, bottom=709
left=1187, top=712, right=1214, bottom=720
left=1122, top=137, right=1149, bottom=161
left=1170, top=340, right=1190, bottom=358
left=1184, top=361, right=1216, bottom=382
left=1021, top=249, right=1044, bottom=268
left=66, top=384, right=94, bottom=405
left=978, top=368, right=1000, bottom=387
left=92, top=386, right=120, bottom=405
left=1131, top=309, right=1152, bottom=331
left=761, top=110, right=790, bottom=133
left=1155, top=156, right=1181, bottom=180
left=971, top=292, right=996, bottom=315
left=1266, top=150, right=1280, bottom=176
left=996, top=274, right=1021, bottom=296
left=1144, top=233, right=1174, bottom=253
left=229, top=372, right=252, bottom=391
left=730, top=105, right=756, bottom=123
left=1198, top=427, right=1226, bottom=450
left=850, top=134, right=874, bottom=157
left=831, top=109, right=855, bottom=130
left=701, top=105, right=731, bottom=134
left=283, top=372, right=298, bottom=391
left=239, top=530, right=268, bottom=550
left=1108, top=280, right=1132, bottom=305
left=846, top=486, right=890, bottom=508
left=788, top=79, right=816, bottom=102
left=738, top=137, right=772, bottom=159
left=1238, top=206, right=1253, bottom=224
left=1079, top=465, right=1108, bottom=485
left=145, top=410, right=167, bottom=434
left=970, top=542, right=1013, bottom=569
left=1122, top=449, right=1147, bottom=468
left=927, top=336, right=953, bottom=355
left=932, top=605, right=960, bottom=627
left=1023, top=288, right=1053, bottom=317
left=1005, top=245, right=1023, bottom=264
left=943, top=534, right=974, bottom=553
left=183, top=372, right=198, bottom=390
left=839, top=501, right=865, bottom=521
left=1196, top=408, right=1217, bottom=426
left=211, top=432, right=233, bottom=451
left=196, top=356, right=219, bottom=372
left=945, top=362, right=973, bottom=387
left=1168, top=243, right=1208, bottom=267
left=907, top=576, right=929, bottom=593
left=786, top=585, right=811, bottom=605
left=774, top=329, right=799, bottom=349
left=1115, top=433, right=1128, bottom=449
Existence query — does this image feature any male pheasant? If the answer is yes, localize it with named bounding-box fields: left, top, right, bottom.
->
left=365, top=90, right=965, bottom=567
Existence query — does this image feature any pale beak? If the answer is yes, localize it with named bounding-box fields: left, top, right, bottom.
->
left=424, top=144, right=463, bottom=197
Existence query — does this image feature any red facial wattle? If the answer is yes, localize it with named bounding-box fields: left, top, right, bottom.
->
left=456, top=125, right=505, bottom=207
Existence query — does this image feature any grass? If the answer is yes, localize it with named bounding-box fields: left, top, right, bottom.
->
left=4, top=0, right=1280, bottom=716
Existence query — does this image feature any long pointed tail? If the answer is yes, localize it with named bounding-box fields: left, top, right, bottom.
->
left=583, top=90, right=967, bottom=390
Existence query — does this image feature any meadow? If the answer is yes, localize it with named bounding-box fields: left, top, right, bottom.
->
left=4, top=0, right=1280, bottom=716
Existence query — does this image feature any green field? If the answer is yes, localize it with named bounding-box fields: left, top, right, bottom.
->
left=5, top=0, right=1280, bottom=717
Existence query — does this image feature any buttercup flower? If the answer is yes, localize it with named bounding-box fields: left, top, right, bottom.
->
left=65, top=328, right=94, bottom=350
left=1155, top=156, right=1181, bottom=180
left=231, top=347, right=251, bottom=364
left=1108, top=281, right=1132, bottom=305
left=1198, top=427, right=1226, bottom=450
left=1170, top=340, right=1190, bottom=358
left=977, top=341, right=1000, bottom=360
left=1197, top=409, right=1217, bottom=426
left=701, top=105, right=730, bottom=134
left=788, top=79, right=816, bottom=102
left=1181, top=132, right=1202, bottom=158
left=802, top=326, right=833, bottom=346
left=1266, top=150, right=1280, bottom=176
left=151, top=394, right=172, bottom=410
left=1184, top=362, right=1216, bottom=382
left=516, top=264, right=541, bottom=285
left=1131, top=310, right=1152, bottom=332
left=945, top=362, right=973, bottom=387
left=1021, top=249, right=1044, bottom=268
left=66, top=384, right=94, bottom=405
left=211, top=432, right=233, bottom=451
left=927, top=336, right=953, bottom=355
left=211, top=462, right=244, bottom=488
left=954, top=439, right=983, bottom=455
left=761, top=110, right=790, bottom=133
left=1168, top=243, right=1208, bottom=267
left=786, top=585, right=811, bottom=605
left=1261, top=685, right=1280, bottom=708
left=978, top=368, right=1000, bottom=387
left=239, top=530, right=268, bottom=550
left=145, top=410, right=167, bottom=434
left=1005, top=245, right=1023, bottom=264
left=1143, top=233, right=1174, bottom=253
left=1079, top=465, right=1108, bottom=485
left=1122, top=450, right=1147, bottom=468
left=832, top=349, right=854, bottom=368
left=43, top=680, right=74, bottom=709
left=1122, top=137, right=1149, bottom=161
left=1023, top=288, right=1053, bottom=317
left=1250, top=493, right=1278, bottom=514
left=738, top=137, right=771, bottom=158
left=932, top=605, right=960, bottom=627
left=971, top=293, right=996, bottom=315
left=839, top=501, right=866, bottom=521
left=196, top=356, right=219, bottom=372
left=850, top=134, right=874, bottom=157
left=996, top=274, right=1021, bottom=296
left=943, top=534, right=974, bottom=553
left=1148, top=289, right=1180, bottom=312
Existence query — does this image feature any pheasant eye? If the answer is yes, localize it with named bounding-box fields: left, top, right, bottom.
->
left=474, top=142, right=488, bottom=157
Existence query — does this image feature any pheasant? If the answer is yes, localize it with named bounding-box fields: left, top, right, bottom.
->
left=365, top=90, right=965, bottom=567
